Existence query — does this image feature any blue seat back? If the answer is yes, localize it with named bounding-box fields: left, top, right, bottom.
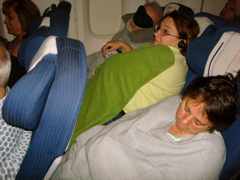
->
left=184, top=25, right=240, bottom=179
left=3, top=36, right=87, bottom=179
left=18, top=1, right=72, bottom=70
left=3, top=37, right=57, bottom=130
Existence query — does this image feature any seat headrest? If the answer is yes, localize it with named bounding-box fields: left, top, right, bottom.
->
left=187, top=26, right=240, bottom=76
left=187, top=33, right=222, bottom=76
left=193, top=12, right=229, bottom=29
left=2, top=37, right=58, bottom=130
left=18, top=1, right=72, bottom=68
left=28, top=36, right=58, bottom=71
left=163, top=3, right=194, bottom=17
left=194, top=16, right=216, bottom=36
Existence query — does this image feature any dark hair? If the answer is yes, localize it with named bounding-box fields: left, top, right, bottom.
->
left=2, top=0, right=41, bottom=39
left=182, top=71, right=240, bottom=132
left=160, top=11, right=199, bottom=56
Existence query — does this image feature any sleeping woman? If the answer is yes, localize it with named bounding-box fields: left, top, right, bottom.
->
left=53, top=71, right=240, bottom=179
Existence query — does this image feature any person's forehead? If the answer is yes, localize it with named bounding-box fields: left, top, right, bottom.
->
left=144, top=6, right=154, bottom=17
left=144, top=5, right=152, bottom=12
left=186, top=97, right=210, bottom=123
left=161, top=17, right=174, bottom=26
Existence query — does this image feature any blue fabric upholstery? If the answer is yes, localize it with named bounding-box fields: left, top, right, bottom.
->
left=18, top=1, right=72, bottom=70
left=44, top=1, right=71, bottom=38
left=220, top=111, right=240, bottom=179
left=193, top=12, right=229, bottom=29
left=2, top=37, right=88, bottom=180
left=180, top=68, right=198, bottom=94
left=184, top=25, right=240, bottom=179
left=200, top=24, right=216, bottom=36
left=3, top=48, right=56, bottom=130
left=2, top=1, right=78, bottom=178
left=20, top=36, right=47, bottom=73
left=186, top=33, right=222, bottom=76
left=18, top=27, right=48, bottom=70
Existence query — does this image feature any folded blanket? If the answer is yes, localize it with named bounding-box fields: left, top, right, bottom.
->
left=53, top=95, right=225, bottom=180
left=70, top=44, right=175, bottom=146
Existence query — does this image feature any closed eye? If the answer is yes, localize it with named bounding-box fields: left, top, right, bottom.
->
left=195, top=119, right=204, bottom=126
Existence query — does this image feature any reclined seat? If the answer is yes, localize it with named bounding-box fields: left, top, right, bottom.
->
left=184, top=25, right=240, bottom=180
left=2, top=36, right=87, bottom=180
left=18, top=0, right=72, bottom=70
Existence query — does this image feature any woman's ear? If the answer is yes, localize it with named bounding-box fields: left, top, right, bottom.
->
left=178, top=40, right=186, bottom=48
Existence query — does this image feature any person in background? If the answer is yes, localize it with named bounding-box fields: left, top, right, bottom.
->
left=2, top=0, right=41, bottom=87
left=69, top=11, right=199, bottom=146
left=2, top=0, right=41, bottom=57
left=87, top=1, right=163, bottom=79
left=52, top=71, right=240, bottom=180
left=111, top=1, right=163, bottom=43
left=0, top=40, right=31, bottom=179
left=219, top=0, right=240, bottom=22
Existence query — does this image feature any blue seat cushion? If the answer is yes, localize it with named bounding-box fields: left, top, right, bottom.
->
left=186, top=33, right=222, bottom=76
left=220, top=111, right=240, bottom=179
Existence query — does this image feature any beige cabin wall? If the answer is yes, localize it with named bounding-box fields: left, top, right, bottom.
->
left=0, top=0, right=228, bottom=55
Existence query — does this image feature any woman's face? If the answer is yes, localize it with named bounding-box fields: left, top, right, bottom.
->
left=153, top=16, right=181, bottom=48
left=4, top=6, right=23, bottom=38
left=175, top=96, right=213, bottom=135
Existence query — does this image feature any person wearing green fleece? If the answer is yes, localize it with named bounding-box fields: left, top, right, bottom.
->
left=70, top=11, right=199, bottom=146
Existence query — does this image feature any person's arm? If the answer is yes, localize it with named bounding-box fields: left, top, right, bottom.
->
left=101, top=41, right=133, bottom=56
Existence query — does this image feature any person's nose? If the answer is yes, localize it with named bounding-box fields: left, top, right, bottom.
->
left=4, top=17, right=8, bottom=24
left=153, top=31, right=157, bottom=37
left=180, top=113, right=193, bottom=126
left=153, top=30, right=160, bottom=38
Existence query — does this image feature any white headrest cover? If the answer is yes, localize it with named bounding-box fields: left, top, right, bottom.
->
left=204, top=31, right=240, bottom=76
left=39, top=16, right=50, bottom=28
left=28, top=36, right=58, bottom=72
left=194, top=17, right=215, bottom=37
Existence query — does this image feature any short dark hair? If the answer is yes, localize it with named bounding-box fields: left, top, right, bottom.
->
left=182, top=71, right=240, bottom=132
left=2, top=0, right=41, bottom=39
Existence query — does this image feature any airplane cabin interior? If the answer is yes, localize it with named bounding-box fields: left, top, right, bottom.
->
left=0, top=0, right=239, bottom=179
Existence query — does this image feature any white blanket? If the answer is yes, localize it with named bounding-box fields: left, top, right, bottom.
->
left=52, top=95, right=225, bottom=180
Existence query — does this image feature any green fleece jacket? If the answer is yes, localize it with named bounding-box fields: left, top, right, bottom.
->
left=70, top=44, right=175, bottom=146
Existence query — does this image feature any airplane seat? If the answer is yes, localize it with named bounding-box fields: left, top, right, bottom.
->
left=193, top=12, right=229, bottom=29
left=43, top=0, right=71, bottom=38
left=29, top=3, right=58, bottom=34
left=183, top=26, right=240, bottom=179
left=2, top=36, right=57, bottom=130
left=163, top=2, right=194, bottom=17
left=3, top=36, right=88, bottom=180
left=18, top=0, right=72, bottom=70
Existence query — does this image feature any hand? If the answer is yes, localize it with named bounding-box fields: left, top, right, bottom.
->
left=101, top=41, right=133, bottom=56
left=101, top=41, right=121, bottom=56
